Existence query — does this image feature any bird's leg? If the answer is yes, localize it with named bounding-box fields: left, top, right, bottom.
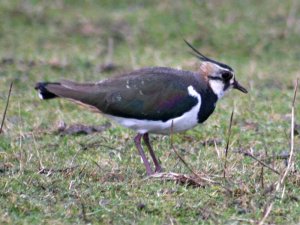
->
left=134, top=133, right=153, bottom=175
left=143, top=133, right=162, bottom=173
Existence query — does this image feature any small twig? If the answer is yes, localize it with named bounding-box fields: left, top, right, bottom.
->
left=244, top=149, right=280, bottom=175
left=292, top=78, right=299, bottom=105
left=38, top=165, right=79, bottom=176
left=260, top=166, right=264, bottom=189
left=223, top=110, right=234, bottom=178
left=258, top=78, right=299, bottom=225
left=0, top=82, right=13, bottom=134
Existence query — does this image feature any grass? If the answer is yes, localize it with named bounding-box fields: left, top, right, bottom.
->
left=0, top=0, right=300, bottom=224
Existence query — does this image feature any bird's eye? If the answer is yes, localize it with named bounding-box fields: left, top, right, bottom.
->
left=222, top=72, right=233, bottom=81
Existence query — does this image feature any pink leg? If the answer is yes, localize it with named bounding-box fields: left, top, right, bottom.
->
left=134, top=134, right=153, bottom=175
left=143, top=133, right=162, bottom=173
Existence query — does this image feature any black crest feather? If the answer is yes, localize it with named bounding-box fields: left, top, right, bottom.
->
left=184, top=39, right=233, bottom=71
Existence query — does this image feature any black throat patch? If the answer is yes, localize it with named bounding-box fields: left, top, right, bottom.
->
left=197, top=88, right=218, bottom=123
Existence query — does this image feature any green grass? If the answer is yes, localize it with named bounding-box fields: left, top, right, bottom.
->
left=1, top=0, right=300, bottom=224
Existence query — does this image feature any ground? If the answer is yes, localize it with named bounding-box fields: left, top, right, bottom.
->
left=0, top=0, right=300, bottom=224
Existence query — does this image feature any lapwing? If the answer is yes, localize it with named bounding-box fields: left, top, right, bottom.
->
left=35, top=41, right=248, bottom=175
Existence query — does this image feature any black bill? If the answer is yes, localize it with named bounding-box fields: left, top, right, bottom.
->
left=233, top=80, right=248, bottom=93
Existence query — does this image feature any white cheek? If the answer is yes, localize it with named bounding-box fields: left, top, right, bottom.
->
left=209, top=80, right=226, bottom=99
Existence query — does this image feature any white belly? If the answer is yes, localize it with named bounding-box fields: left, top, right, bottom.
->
left=106, top=86, right=202, bottom=134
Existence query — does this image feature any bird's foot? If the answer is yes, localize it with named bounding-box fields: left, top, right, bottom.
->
left=145, top=167, right=163, bottom=176
left=154, top=166, right=163, bottom=173
left=145, top=168, right=154, bottom=176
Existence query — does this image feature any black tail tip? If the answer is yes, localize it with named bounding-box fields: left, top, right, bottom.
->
left=35, top=82, right=59, bottom=100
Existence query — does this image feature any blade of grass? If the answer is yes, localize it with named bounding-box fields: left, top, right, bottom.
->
left=223, top=109, right=234, bottom=178
left=0, top=82, right=13, bottom=134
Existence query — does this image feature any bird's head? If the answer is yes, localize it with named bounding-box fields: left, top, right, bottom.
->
left=185, top=40, right=248, bottom=99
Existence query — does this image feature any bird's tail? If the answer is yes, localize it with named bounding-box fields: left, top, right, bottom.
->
left=35, top=82, right=60, bottom=100
left=34, top=80, right=103, bottom=112
left=35, top=80, right=96, bottom=100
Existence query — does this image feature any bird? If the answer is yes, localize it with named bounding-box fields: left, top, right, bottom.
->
left=35, top=40, right=248, bottom=176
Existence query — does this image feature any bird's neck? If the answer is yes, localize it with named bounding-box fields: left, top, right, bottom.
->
left=197, top=87, right=218, bottom=123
